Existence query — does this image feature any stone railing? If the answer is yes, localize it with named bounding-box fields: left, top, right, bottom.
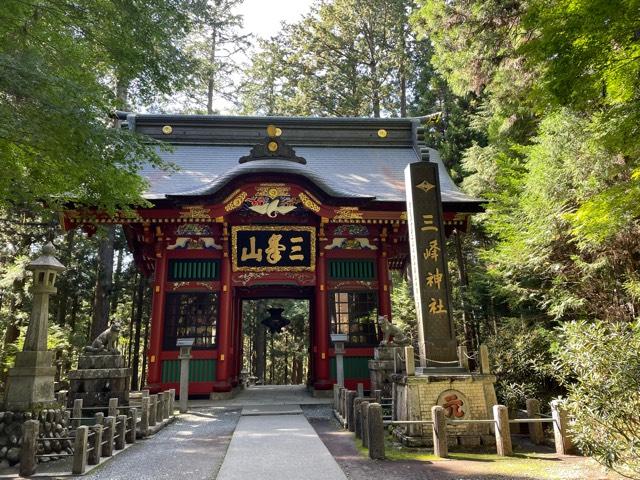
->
left=19, top=389, right=176, bottom=476
left=333, top=388, right=575, bottom=461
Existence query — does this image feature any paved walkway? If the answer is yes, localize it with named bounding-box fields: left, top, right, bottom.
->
left=190, top=384, right=332, bottom=408
left=217, top=412, right=347, bottom=480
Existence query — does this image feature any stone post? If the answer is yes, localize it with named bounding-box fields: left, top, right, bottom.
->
left=493, top=405, right=512, bottom=456
left=19, top=420, right=39, bottom=477
left=367, top=403, right=385, bottom=460
left=346, top=390, right=357, bottom=432
left=526, top=399, right=544, bottom=445
left=4, top=243, right=64, bottom=410
left=72, top=425, right=89, bottom=474
left=72, top=398, right=83, bottom=429
left=169, top=389, right=176, bottom=415
left=431, top=406, right=447, bottom=458
left=354, top=399, right=364, bottom=439
left=102, top=416, right=116, bottom=457
left=163, top=391, right=171, bottom=419
left=148, top=394, right=157, bottom=427
left=356, top=383, right=364, bottom=398
left=479, top=344, right=491, bottom=374
left=404, top=346, right=415, bottom=376
left=88, top=425, right=103, bottom=465
left=108, top=397, right=119, bottom=417
left=458, top=345, right=469, bottom=371
left=179, top=347, right=191, bottom=413
left=361, top=401, right=370, bottom=448
left=140, top=396, right=150, bottom=437
left=333, top=384, right=340, bottom=410
left=551, top=400, right=574, bottom=455
left=126, top=407, right=137, bottom=444
left=335, top=347, right=345, bottom=387
left=156, top=393, right=164, bottom=424
left=115, top=414, right=127, bottom=450
left=373, top=390, right=382, bottom=403
left=94, top=411, right=104, bottom=426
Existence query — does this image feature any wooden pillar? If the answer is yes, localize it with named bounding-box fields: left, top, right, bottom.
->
left=377, top=245, right=391, bottom=321
left=214, top=231, right=233, bottom=392
left=147, top=238, right=167, bottom=389
left=313, top=247, right=331, bottom=391
left=231, top=293, right=242, bottom=387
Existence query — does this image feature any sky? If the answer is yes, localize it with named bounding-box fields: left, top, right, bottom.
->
left=237, top=0, right=315, bottom=40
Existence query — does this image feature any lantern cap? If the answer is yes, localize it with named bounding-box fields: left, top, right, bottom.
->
left=27, top=242, right=65, bottom=272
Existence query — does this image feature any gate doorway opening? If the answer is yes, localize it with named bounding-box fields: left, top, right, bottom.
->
left=240, top=292, right=311, bottom=386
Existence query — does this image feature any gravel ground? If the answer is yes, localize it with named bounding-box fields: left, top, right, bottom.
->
left=83, top=408, right=240, bottom=480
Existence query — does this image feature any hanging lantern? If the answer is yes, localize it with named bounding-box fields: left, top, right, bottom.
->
left=261, top=307, right=290, bottom=334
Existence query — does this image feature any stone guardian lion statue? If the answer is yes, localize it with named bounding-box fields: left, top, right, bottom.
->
left=84, top=322, right=121, bottom=355
left=378, top=315, right=410, bottom=347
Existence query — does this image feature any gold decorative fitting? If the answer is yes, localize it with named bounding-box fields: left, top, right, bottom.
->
left=162, top=125, right=173, bottom=135
left=416, top=180, right=435, bottom=193
left=179, top=205, right=212, bottom=220
left=333, top=206, right=364, bottom=220
left=267, top=141, right=278, bottom=152
left=377, top=129, right=388, bottom=138
left=224, top=191, right=248, bottom=212
left=298, top=192, right=321, bottom=213
left=266, top=124, right=281, bottom=137
left=255, top=183, right=290, bottom=198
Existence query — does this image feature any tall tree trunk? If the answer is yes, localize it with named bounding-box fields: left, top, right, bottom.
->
left=56, top=229, right=76, bottom=326
left=70, top=295, right=79, bottom=333
left=400, top=75, right=407, bottom=117
left=127, top=273, right=137, bottom=367
left=454, top=230, right=476, bottom=367
left=131, top=274, right=145, bottom=390
left=110, top=246, right=124, bottom=313
left=255, top=305, right=265, bottom=383
left=140, top=283, right=151, bottom=388
left=207, top=26, right=218, bottom=114
left=91, top=225, right=115, bottom=340
left=370, top=61, right=381, bottom=118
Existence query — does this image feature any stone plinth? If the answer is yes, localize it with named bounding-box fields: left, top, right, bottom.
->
left=392, top=372, right=497, bottom=447
left=68, top=355, right=131, bottom=408
left=369, top=347, right=403, bottom=399
left=4, top=351, right=56, bottom=411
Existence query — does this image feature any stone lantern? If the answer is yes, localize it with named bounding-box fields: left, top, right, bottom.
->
left=4, top=243, right=65, bottom=410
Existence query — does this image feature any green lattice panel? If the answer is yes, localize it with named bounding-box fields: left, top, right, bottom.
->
left=328, top=259, right=376, bottom=280
left=168, top=259, right=220, bottom=281
left=161, top=359, right=216, bottom=383
left=330, top=356, right=371, bottom=380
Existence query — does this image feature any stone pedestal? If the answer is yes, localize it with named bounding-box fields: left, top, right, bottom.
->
left=4, top=351, right=57, bottom=410
left=392, top=372, right=497, bottom=447
left=369, top=346, right=403, bottom=399
left=68, top=355, right=131, bottom=408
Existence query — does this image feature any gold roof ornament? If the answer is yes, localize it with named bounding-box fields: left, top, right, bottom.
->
left=267, top=141, right=279, bottom=152
left=377, top=129, right=388, bottom=138
left=162, top=125, right=173, bottom=135
left=266, top=124, right=282, bottom=138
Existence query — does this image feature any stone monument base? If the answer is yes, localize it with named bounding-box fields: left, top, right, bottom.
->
left=68, top=355, right=131, bottom=408
left=392, top=371, right=497, bottom=447
left=369, top=346, right=405, bottom=399
left=4, top=351, right=57, bottom=411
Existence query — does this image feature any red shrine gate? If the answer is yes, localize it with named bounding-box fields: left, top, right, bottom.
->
left=63, top=114, right=481, bottom=397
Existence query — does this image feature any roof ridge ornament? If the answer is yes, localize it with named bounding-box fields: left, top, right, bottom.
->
left=239, top=124, right=307, bottom=165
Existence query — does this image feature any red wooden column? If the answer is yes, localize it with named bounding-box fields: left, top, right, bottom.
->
left=213, top=232, right=233, bottom=393
left=147, top=238, right=167, bottom=391
left=378, top=245, right=392, bottom=321
left=313, top=248, right=332, bottom=391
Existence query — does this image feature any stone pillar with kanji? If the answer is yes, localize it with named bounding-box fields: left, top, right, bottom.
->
left=390, top=160, right=498, bottom=448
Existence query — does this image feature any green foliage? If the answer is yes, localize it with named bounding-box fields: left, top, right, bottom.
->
left=556, top=320, right=640, bottom=478
left=390, top=274, right=417, bottom=347
left=0, top=0, right=203, bottom=212
left=485, top=318, right=560, bottom=408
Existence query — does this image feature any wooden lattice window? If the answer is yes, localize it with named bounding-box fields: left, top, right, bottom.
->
left=329, top=291, right=379, bottom=345
left=163, top=292, right=219, bottom=350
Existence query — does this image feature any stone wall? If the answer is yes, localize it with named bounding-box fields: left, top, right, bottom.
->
left=392, top=373, right=498, bottom=447
left=0, top=406, right=70, bottom=467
